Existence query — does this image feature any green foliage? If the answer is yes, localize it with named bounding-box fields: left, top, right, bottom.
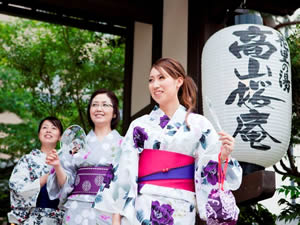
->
left=278, top=184, right=300, bottom=199
left=277, top=198, right=300, bottom=223
left=288, top=24, right=300, bottom=145
left=277, top=177, right=300, bottom=224
left=0, top=18, right=125, bottom=158
left=238, top=203, right=277, bottom=225
left=0, top=160, right=13, bottom=220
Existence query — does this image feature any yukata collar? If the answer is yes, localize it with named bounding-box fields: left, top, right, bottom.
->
left=33, top=149, right=48, bottom=158
left=150, top=105, right=187, bottom=128
left=32, top=148, right=43, bottom=155
left=86, top=129, right=120, bottom=143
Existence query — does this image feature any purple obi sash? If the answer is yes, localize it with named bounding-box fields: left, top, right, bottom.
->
left=138, top=164, right=195, bottom=181
left=138, top=149, right=195, bottom=192
left=72, top=165, right=114, bottom=195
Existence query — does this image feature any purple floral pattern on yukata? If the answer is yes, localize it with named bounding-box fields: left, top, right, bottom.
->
left=203, top=160, right=218, bottom=185
left=103, top=164, right=115, bottom=189
left=133, top=126, right=148, bottom=149
left=206, top=189, right=238, bottom=225
left=150, top=201, right=174, bottom=225
left=159, top=115, right=170, bottom=128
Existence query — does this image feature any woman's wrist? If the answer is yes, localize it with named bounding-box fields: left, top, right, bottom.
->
left=112, top=213, right=121, bottom=225
left=53, top=161, right=62, bottom=169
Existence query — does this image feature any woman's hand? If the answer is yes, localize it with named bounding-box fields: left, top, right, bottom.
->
left=218, top=131, right=235, bottom=161
left=46, top=149, right=60, bottom=167
left=112, top=214, right=121, bottom=225
left=46, top=149, right=67, bottom=187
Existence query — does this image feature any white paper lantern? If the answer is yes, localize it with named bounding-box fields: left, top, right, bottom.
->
left=201, top=24, right=292, bottom=168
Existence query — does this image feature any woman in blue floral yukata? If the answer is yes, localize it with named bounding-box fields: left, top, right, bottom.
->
left=46, top=89, right=123, bottom=225
left=93, top=58, right=243, bottom=225
left=8, top=116, right=64, bottom=224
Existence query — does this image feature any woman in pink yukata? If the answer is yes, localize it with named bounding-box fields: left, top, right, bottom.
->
left=46, top=89, right=123, bottom=225
left=93, top=58, right=243, bottom=225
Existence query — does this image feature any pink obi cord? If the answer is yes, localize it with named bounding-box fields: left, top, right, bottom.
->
left=72, top=165, right=114, bottom=195
left=138, top=149, right=195, bottom=192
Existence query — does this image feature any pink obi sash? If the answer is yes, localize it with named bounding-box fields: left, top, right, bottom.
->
left=138, top=149, right=195, bottom=192
left=72, top=165, right=114, bottom=195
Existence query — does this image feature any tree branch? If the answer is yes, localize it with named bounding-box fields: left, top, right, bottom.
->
left=62, top=27, right=78, bottom=65
left=274, top=21, right=300, bottom=30
left=280, top=158, right=292, bottom=174
left=273, top=164, right=287, bottom=176
left=287, top=145, right=297, bottom=172
left=73, top=96, right=87, bottom=132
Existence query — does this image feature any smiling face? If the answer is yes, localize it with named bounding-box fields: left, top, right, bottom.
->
left=148, top=67, right=183, bottom=106
left=89, top=93, right=114, bottom=129
left=38, top=120, right=61, bottom=146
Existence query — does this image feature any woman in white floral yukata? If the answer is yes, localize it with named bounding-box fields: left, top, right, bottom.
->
left=8, top=116, right=64, bottom=225
left=46, top=89, right=123, bottom=225
left=93, top=58, right=243, bottom=225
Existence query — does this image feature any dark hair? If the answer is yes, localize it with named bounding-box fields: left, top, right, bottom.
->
left=87, top=89, right=120, bottom=130
left=38, top=116, right=63, bottom=136
left=152, top=58, right=198, bottom=114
